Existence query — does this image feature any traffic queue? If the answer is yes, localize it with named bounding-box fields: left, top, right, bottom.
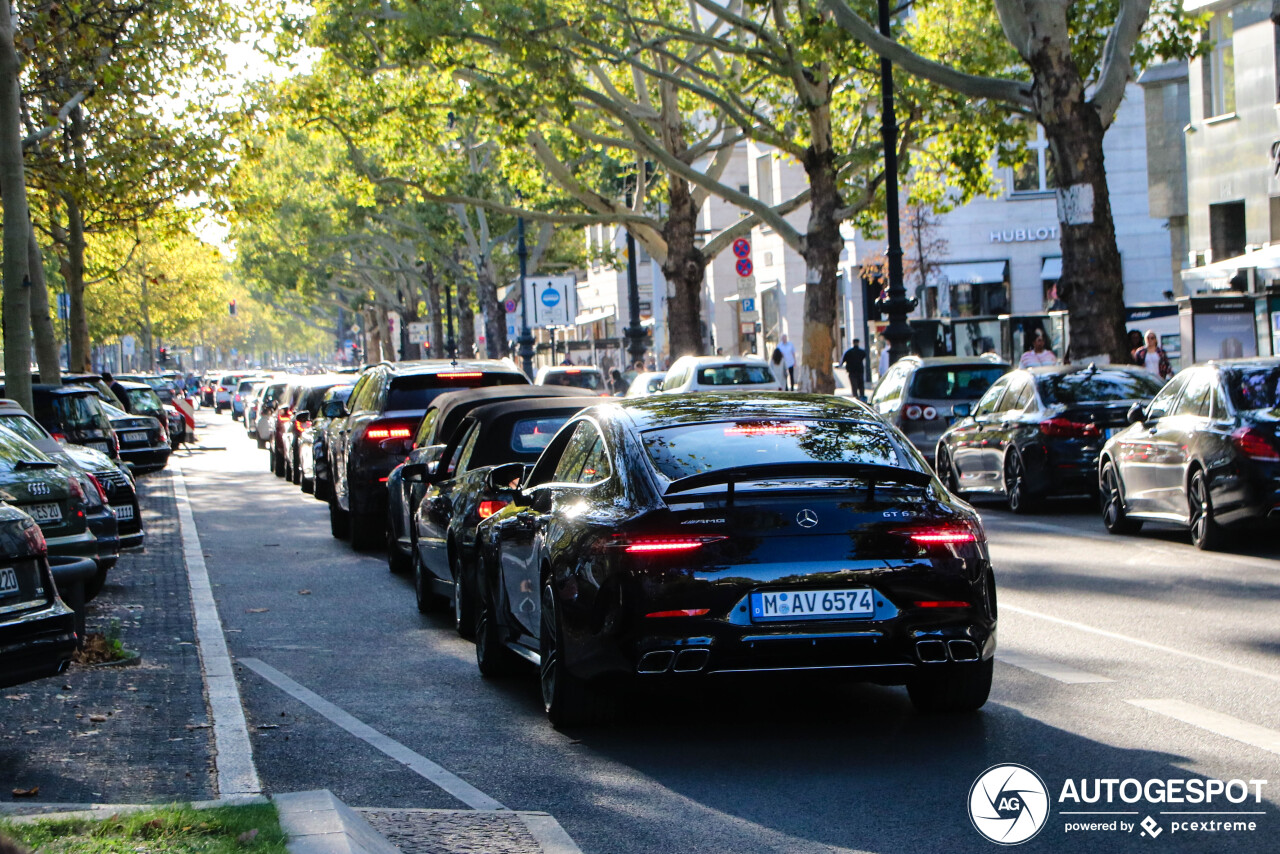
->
left=238, top=350, right=1279, bottom=727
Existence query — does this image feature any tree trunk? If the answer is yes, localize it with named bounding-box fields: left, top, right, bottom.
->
left=455, top=275, right=475, bottom=358
left=67, top=107, right=91, bottom=371
left=661, top=177, right=707, bottom=359
left=424, top=262, right=444, bottom=358
left=0, top=3, right=33, bottom=412
left=797, top=144, right=841, bottom=394
left=27, top=219, right=61, bottom=382
left=477, top=265, right=505, bottom=359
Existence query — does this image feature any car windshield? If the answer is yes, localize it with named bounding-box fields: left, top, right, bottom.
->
left=1036, top=371, right=1163, bottom=405
left=509, top=416, right=572, bottom=455
left=1224, top=366, right=1280, bottom=411
left=386, top=373, right=525, bottom=411
left=543, top=370, right=603, bottom=390
left=641, top=419, right=903, bottom=483
left=909, top=365, right=1007, bottom=401
left=695, top=365, right=775, bottom=386
left=0, top=414, right=51, bottom=445
left=54, top=394, right=110, bottom=430
left=126, top=388, right=165, bottom=418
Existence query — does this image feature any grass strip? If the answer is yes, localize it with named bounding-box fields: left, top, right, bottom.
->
left=0, top=802, right=287, bottom=854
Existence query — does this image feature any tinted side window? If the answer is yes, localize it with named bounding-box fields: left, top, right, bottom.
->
left=1147, top=373, right=1189, bottom=419
left=452, top=425, right=482, bottom=476
left=552, top=423, right=598, bottom=483
left=972, top=379, right=1009, bottom=417
left=873, top=365, right=909, bottom=405
left=1173, top=371, right=1212, bottom=417
left=577, top=435, right=612, bottom=484
left=1005, top=380, right=1033, bottom=412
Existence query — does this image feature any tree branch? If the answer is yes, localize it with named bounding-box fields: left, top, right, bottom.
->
left=1091, top=0, right=1152, bottom=126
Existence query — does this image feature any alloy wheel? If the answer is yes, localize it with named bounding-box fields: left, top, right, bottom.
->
left=1004, top=452, right=1028, bottom=513
left=1189, top=470, right=1220, bottom=550
left=539, top=583, right=559, bottom=714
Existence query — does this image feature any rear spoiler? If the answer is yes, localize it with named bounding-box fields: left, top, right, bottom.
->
left=664, top=462, right=933, bottom=504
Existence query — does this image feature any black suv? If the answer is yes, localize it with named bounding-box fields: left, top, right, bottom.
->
left=329, top=360, right=529, bottom=549
left=0, top=384, right=120, bottom=462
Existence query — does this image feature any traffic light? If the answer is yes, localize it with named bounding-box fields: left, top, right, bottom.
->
left=157, top=347, right=170, bottom=365
left=350, top=342, right=361, bottom=363
left=229, top=299, right=237, bottom=316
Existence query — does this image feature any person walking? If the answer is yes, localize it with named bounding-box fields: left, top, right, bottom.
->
left=610, top=369, right=628, bottom=396
left=877, top=336, right=892, bottom=379
left=777, top=333, right=796, bottom=390
left=769, top=347, right=787, bottom=390
left=1018, top=329, right=1058, bottom=368
left=1133, top=330, right=1173, bottom=379
left=840, top=339, right=867, bottom=399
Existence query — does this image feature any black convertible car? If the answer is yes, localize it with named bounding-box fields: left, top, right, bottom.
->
left=471, top=393, right=997, bottom=726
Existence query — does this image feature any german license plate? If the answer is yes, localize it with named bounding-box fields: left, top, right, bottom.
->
left=0, top=567, right=18, bottom=597
left=28, top=503, right=62, bottom=523
left=112, top=504, right=135, bottom=521
left=87, top=441, right=110, bottom=454
left=123, top=431, right=147, bottom=443
left=751, top=588, right=875, bottom=622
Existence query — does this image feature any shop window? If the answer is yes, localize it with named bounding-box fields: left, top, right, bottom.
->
left=1010, top=125, right=1057, bottom=194
left=1202, top=12, right=1236, bottom=119
left=1209, top=200, right=1246, bottom=261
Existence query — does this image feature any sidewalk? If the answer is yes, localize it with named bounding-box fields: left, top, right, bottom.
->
left=0, top=470, right=217, bottom=805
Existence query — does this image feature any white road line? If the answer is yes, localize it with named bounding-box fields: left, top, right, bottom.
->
left=1129, top=699, right=1280, bottom=757
left=996, top=650, right=1113, bottom=684
left=1001, top=603, right=1280, bottom=685
left=239, top=658, right=506, bottom=811
left=172, top=463, right=262, bottom=797
left=517, top=813, right=586, bottom=854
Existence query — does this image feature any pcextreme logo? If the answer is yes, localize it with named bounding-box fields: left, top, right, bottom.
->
left=969, top=764, right=1051, bottom=845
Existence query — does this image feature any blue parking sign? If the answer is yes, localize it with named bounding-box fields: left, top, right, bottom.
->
left=741, top=298, right=755, bottom=312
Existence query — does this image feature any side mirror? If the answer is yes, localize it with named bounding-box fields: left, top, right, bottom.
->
left=531, top=488, right=553, bottom=513
left=512, top=488, right=533, bottom=508
left=293, top=410, right=310, bottom=423
left=401, top=462, right=428, bottom=483
left=951, top=403, right=971, bottom=419
left=422, top=443, right=447, bottom=463
left=485, top=462, right=526, bottom=492
left=1126, top=402, right=1145, bottom=425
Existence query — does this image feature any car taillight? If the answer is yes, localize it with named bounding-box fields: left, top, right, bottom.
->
left=366, top=426, right=413, bottom=440
left=724, top=422, right=806, bottom=436
left=22, top=522, right=46, bottom=555
left=51, top=432, right=67, bottom=444
left=88, top=475, right=109, bottom=504
left=477, top=500, right=507, bottom=519
left=437, top=372, right=483, bottom=379
left=609, top=535, right=727, bottom=554
left=1039, top=417, right=1099, bottom=439
left=645, top=608, right=710, bottom=618
left=913, top=600, right=971, bottom=609
left=903, top=404, right=922, bottom=421
left=893, top=523, right=983, bottom=547
left=1231, top=427, right=1280, bottom=461
left=278, top=410, right=291, bottom=421
left=921, top=406, right=938, bottom=420
left=66, top=476, right=86, bottom=503
left=295, top=420, right=310, bottom=433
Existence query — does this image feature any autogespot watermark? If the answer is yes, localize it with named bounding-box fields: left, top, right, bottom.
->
left=967, top=766, right=1269, bottom=844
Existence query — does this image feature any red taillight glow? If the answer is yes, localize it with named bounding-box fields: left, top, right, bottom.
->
left=1039, top=417, right=1100, bottom=439
left=921, top=406, right=938, bottom=420
left=88, top=475, right=108, bottom=503
left=438, top=372, right=483, bottom=379
left=477, top=500, right=507, bottom=519
left=295, top=420, right=310, bottom=433
left=23, top=523, right=46, bottom=555
left=563, top=368, right=582, bottom=374
left=622, top=537, right=723, bottom=554
left=1232, top=427, right=1279, bottom=461
left=51, top=432, right=67, bottom=443
left=907, top=530, right=977, bottom=545
left=645, top=608, right=710, bottom=618
left=724, top=422, right=807, bottom=436
left=904, top=404, right=922, bottom=421
left=278, top=410, right=291, bottom=421
left=913, top=600, right=971, bottom=609
left=367, top=427, right=413, bottom=440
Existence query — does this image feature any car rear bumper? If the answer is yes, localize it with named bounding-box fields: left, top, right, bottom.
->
left=45, top=529, right=99, bottom=562
left=119, top=445, right=171, bottom=470
left=0, top=602, right=78, bottom=690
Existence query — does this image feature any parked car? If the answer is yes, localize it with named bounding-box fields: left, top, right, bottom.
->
left=0, top=384, right=121, bottom=463
left=200, top=372, right=218, bottom=407
left=328, top=360, right=529, bottom=549
left=625, top=371, right=666, bottom=397
left=405, top=397, right=593, bottom=634
left=935, top=364, right=1164, bottom=513
left=101, top=400, right=170, bottom=473
left=870, top=356, right=1011, bottom=464
left=472, top=392, right=995, bottom=726
left=1097, top=358, right=1280, bottom=550
left=534, top=366, right=609, bottom=394
left=0, top=400, right=142, bottom=550
left=0, top=503, right=78, bottom=689
left=255, top=379, right=291, bottom=450
left=283, top=377, right=349, bottom=486
left=231, top=376, right=264, bottom=421
left=307, top=384, right=355, bottom=501
left=215, top=372, right=254, bottom=412
left=245, top=382, right=270, bottom=441
left=384, top=385, right=596, bottom=574
left=659, top=355, right=777, bottom=394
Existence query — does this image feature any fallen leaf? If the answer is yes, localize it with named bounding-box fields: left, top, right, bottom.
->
left=11, top=786, right=38, bottom=797
left=297, top=589, right=311, bottom=595
left=238, top=828, right=259, bottom=844
left=89, top=714, right=107, bottom=723
left=143, top=819, right=163, bottom=829
left=245, top=608, right=268, bottom=614
left=24, top=730, right=37, bottom=735
left=4, top=694, right=29, bottom=701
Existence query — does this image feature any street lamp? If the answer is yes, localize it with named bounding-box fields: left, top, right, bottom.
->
left=623, top=189, right=647, bottom=368
left=444, top=279, right=457, bottom=361
left=517, top=210, right=536, bottom=378
left=877, top=0, right=917, bottom=364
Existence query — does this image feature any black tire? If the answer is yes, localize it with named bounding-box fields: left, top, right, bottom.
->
left=328, top=496, right=350, bottom=540
left=350, top=510, right=383, bottom=551
left=387, top=527, right=412, bottom=575
left=291, top=456, right=302, bottom=485
left=540, top=580, right=613, bottom=727
left=475, top=556, right=520, bottom=676
left=907, top=657, right=993, bottom=714
left=315, top=478, right=332, bottom=502
left=1100, top=461, right=1141, bottom=535
left=82, top=563, right=109, bottom=600
left=1188, top=468, right=1223, bottom=551
left=414, top=545, right=444, bottom=613
left=256, top=435, right=267, bottom=450
left=936, top=447, right=963, bottom=496
left=1003, top=450, right=1037, bottom=514
left=272, top=448, right=286, bottom=478
left=452, top=549, right=475, bottom=639
left=301, top=476, right=314, bottom=495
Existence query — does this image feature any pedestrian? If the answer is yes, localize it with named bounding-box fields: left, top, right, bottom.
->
left=1128, top=329, right=1144, bottom=359
left=769, top=346, right=787, bottom=390
left=102, top=371, right=130, bottom=411
left=840, top=338, right=867, bottom=399
left=1019, top=329, right=1058, bottom=368
left=777, top=332, right=796, bottom=389
left=610, top=369, right=627, bottom=396
left=878, top=336, right=891, bottom=378
left=561, top=354, right=574, bottom=366
left=1133, top=329, right=1173, bottom=379
left=623, top=360, right=642, bottom=384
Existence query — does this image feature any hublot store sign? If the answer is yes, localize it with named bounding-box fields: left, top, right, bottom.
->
left=990, top=225, right=1059, bottom=243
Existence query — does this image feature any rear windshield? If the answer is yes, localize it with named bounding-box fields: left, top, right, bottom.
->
left=641, top=419, right=902, bottom=482
left=125, top=388, right=165, bottom=418
left=387, top=373, right=525, bottom=411
left=53, top=395, right=110, bottom=430
left=0, top=414, right=50, bottom=445
left=0, top=427, right=52, bottom=471
left=909, top=366, right=1007, bottom=401
left=1225, top=366, right=1280, bottom=411
left=238, top=381, right=256, bottom=392
left=509, top=416, right=573, bottom=456
left=1036, top=371, right=1164, bottom=405
left=695, top=365, right=775, bottom=387
left=543, top=370, right=603, bottom=390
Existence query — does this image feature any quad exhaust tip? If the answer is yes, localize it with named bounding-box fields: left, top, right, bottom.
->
left=637, top=650, right=675, bottom=673
left=948, top=639, right=981, bottom=662
left=637, top=648, right=710, bottom=674
left=673, top=649, right=710, bottom=673
left=916, top=639, right=948, bottom=663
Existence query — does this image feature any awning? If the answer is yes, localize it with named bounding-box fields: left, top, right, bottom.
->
left=1181, top=244, right=1280, bottom=288
left=1041, top=257, right=1062, bottom=280
left=929, top=260, right=1008, bottom=286
left=642, top=316, right=655, bottom=328
left=723, top=293, right=740, bottom=302
left=574, top=307, right=615, bottom=326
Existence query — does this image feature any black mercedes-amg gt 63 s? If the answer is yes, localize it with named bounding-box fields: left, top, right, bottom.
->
left=472, top=392, right=998, bottom=727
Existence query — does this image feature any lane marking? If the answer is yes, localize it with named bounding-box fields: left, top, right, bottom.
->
left=1001, top=603, right=1280, bottom=685
left=1128, top=699, right=1280, bottom=757
left=996, top=650, right=1113, bottom=684
left=172, top=463, right=262, bottom=797
left=240, top=658, right=505, bottom=810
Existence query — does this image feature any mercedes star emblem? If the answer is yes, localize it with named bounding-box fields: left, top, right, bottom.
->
left=796, top=509, right=819, bottom=528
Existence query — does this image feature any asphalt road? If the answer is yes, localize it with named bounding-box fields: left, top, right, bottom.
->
left=181, top=413, right=1279, bottom=854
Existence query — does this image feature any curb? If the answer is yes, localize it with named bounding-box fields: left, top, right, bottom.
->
left=0, top=795, right=269, bottom=822
left=276, top=790, right=398, bottom=854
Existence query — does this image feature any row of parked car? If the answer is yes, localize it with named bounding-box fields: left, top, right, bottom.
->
left=0, top=372, right=170, bottom=690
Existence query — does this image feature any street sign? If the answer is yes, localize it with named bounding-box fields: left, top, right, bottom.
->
left=740, top=321, right=756, bottom=335
left=57, top=293, right=69, bottom=320
left=407, top=322, right=429, bottom=345
left=121, top=335, right=136, bottom=357
left=525, top=276, right=575, bottom=328
left=541, top=288, right=561, bottom=308
left=735, top=258, right=753, bottom=277
left=504, top=299, right=517, bottom=313
left=741, top=298, right=756, bottom=313
left=737, top=275, right=756, bottom=300
left=732, top=238, right=751, bottom=258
